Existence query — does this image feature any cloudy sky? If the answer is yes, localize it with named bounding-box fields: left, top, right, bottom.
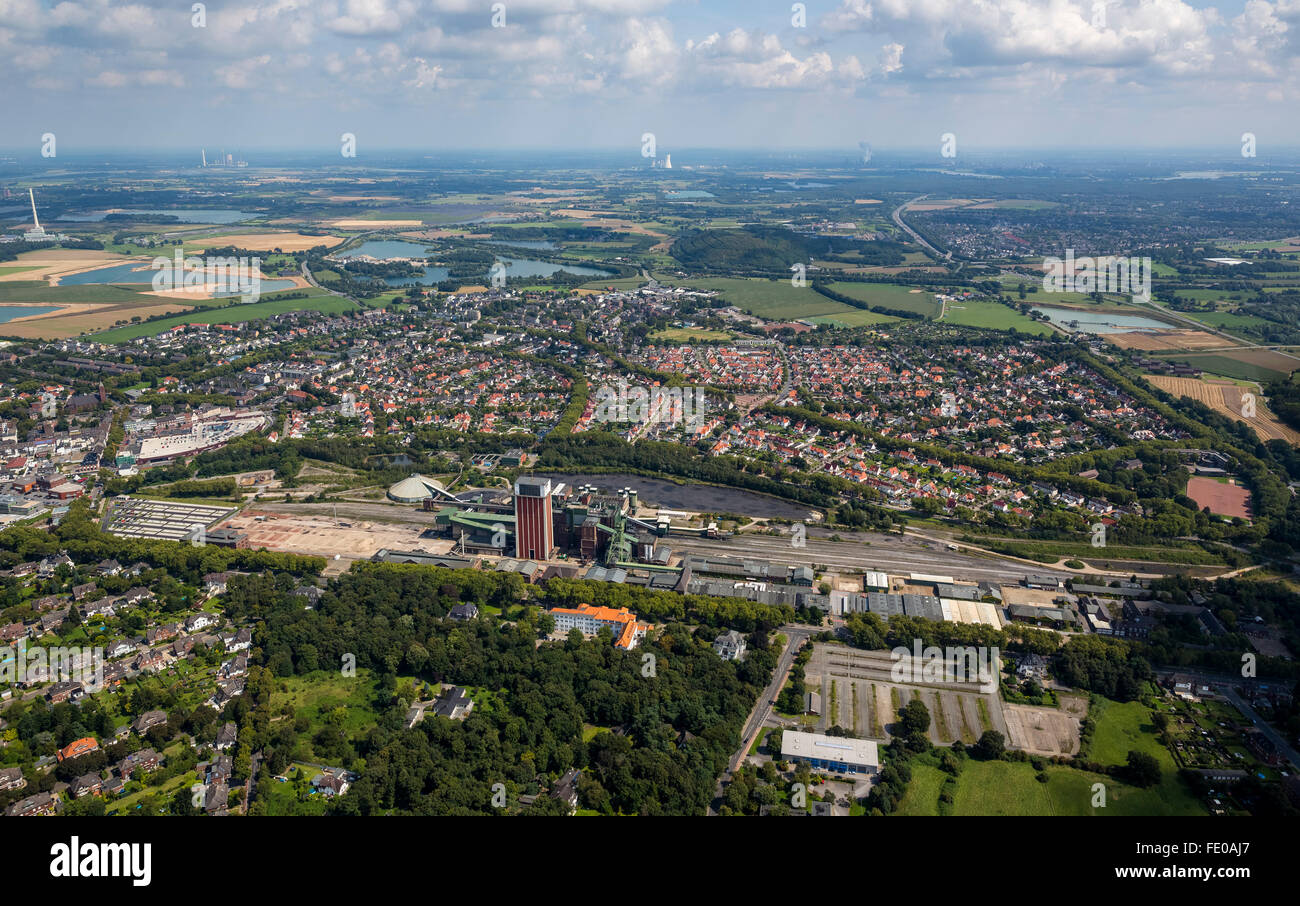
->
left=2, top=0, right=1298, bottom=153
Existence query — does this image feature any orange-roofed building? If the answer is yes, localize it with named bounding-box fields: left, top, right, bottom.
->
left=57, top=737, right=99, bottom=762
left=547, top=603, right=648, bottom=650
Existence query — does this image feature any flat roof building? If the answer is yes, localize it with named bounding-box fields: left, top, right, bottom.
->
left=780, top=731, right=879, bottom=776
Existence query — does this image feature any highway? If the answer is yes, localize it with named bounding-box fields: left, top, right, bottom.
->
left=891, top=195, right=951, bottom=262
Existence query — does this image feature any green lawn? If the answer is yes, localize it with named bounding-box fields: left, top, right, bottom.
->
left=894, top=763, right=946, bottom=816
left=942, top=300, right=1054, bottom=334
left=1088, top=698, right=1166, bottom=765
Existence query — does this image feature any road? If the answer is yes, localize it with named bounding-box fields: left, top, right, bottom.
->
left=240, top=750, right=261, bottom=814
left=891, top=195, right=951, bottom=262
left=710, top=623, right=816, bottom=814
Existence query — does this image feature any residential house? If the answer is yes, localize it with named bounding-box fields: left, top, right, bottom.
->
left=6, top=791, right=59, bottom=816
left=713, top=629, right=747, bottom=661
left=133, top=710, right=169, bottom=735
left=215, top=722, right=237, bottom=751
left=0, top=766, right=26, bottom=792
left=57, top=737, right=99, bottom=762
left=70, top=773, right=103, bottom=798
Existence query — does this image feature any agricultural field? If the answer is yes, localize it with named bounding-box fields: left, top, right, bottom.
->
left=1153, top=350, right=1299, bottom=383
left=824, top=281, right=942, bottom=317
left=192, top=232, right=345, bottom=252
left=1106, top=329, right=1228, bottom=351
left=805, top=309, right=899, bottom=327
left=1145, top=374, right=1300, bottom=443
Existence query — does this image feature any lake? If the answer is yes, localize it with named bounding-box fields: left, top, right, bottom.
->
left=383, top=255, right=611, bottom=287
left=335, top=240, right=430, bottom=260
left=58, top=209, right=256, bottom=223
left=1030, top=304, right=1171, bottom=334
left=333, top=239, right=609, bottom=284
left=60, top=261, right=293, bottom=294
left=0, top=305, right=58, bottom=323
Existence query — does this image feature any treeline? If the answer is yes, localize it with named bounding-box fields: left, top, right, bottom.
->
left=543, top=575, right=796, bottom=632
left=811, top=282, right=926, bottom=320
left=538, top=431, right=833, bottom=507
left=1052, top=635, right=1151, bottom=701
left=842, top=610, right=1062, bottom=656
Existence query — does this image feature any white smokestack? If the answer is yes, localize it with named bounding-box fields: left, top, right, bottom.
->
left=28, top=189, right=40, bottom=231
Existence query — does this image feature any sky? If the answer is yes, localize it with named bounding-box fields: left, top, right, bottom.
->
left=2, top=0, right=1298, bottom=153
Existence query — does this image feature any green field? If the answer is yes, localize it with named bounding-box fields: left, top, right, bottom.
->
left=806, top=309, right=899, bottom=327
left=894, top=763, right=947, bottom=815
left=579, top=276, right=648, bottom=291
left=0, top=266, right=41, bottom=276
left=825, top=282, right=941, bottom=317
left=895, top=757, right=1205, bottom=816
left=92, top=289, right=357, bottom=342
left=942, top=300, right=1054, bottom=334
left=1088, top=698, right=1167, bottom=765
left=269, top=668, right=396, bottom=750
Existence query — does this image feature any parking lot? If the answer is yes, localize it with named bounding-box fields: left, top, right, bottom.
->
left=804, top=644, right=1009, bottom=746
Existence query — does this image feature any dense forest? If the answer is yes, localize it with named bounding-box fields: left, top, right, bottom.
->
left=231, top=565, right=778, bottom=815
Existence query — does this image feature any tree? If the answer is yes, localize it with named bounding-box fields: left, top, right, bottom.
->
left=899, top=698, right=931, bottom=735
left=1124, top=750, right=1161, bottom=788
left=974, top=730, right=1005, bottom=760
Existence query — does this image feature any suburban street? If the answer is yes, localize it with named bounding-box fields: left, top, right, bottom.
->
left=709, top=623, right=816, bottom=814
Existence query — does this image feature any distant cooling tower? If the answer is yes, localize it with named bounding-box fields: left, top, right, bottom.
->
left=859, top=142, right=872, bottom=164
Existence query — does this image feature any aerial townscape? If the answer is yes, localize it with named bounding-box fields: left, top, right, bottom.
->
left=0, top=5, right=1296, bottom=860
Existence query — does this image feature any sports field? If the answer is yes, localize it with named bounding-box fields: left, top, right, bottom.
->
left=1186, top=476, right=1253, bottom=520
